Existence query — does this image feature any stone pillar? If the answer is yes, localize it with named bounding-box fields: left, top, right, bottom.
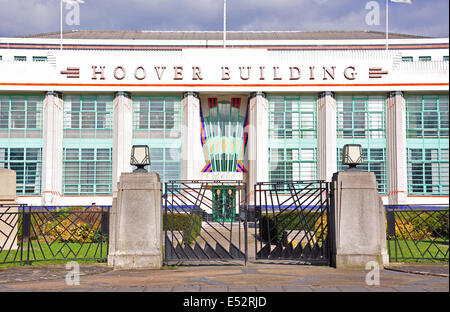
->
left=112, top=92, right=133, bottom=195
left=41, top=91, right=63, bottom=205
left=247, top=92, right=269, bottom=204
left=386, top=91, right=408, bottom=205
left=181, top=92, right=203, bottom=181
left=317, top=91, right=337, bottom=182
left=108, top=172, right=162, bottom=269
left=329, top=170, right=389, bottom=268
left=0, top=169, right=18, bottom=250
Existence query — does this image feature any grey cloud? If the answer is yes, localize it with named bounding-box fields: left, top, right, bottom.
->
left=0, top=0, right=448, bottom=37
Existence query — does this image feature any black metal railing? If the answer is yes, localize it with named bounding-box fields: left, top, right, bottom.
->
left=164, top=180, right=248, bottom=265
left=386, top=204, right=449, bottom=262
left=0, top=204, right=110, bottom=266
left=254, top=180, right=331, bottom=264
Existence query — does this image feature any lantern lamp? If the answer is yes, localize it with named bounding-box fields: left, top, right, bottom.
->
left=130, top=145, right=150, bottom=172
left=342, top=144, right=364, bottom=170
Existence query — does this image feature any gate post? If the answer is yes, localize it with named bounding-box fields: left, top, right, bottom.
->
left=329, top=171, right=389, bottom=268
left=0, top=169, right=18, bottom=251
left=107, top=172, right=162, bottom=269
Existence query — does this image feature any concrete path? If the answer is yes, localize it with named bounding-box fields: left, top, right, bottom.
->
left=0, top=262, right=448, bottom=292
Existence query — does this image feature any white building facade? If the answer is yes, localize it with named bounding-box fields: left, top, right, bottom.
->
left=0, top=31, right=448, bottom=206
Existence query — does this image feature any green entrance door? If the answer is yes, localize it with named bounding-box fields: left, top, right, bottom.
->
left=212, top=186, right=236, bottom=222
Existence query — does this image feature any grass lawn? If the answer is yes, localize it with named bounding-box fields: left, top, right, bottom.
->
left=0, top=241, right=108, bottom=267
left=387, top=239, right=449, bottom=263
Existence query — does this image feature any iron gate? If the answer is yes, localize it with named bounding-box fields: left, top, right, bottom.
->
left=253, top=181, right=331, bottom=264
left=164, top=180, right=248, bottom=265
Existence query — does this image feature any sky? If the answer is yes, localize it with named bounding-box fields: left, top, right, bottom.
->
left=0, top=0, right=448, bottom=38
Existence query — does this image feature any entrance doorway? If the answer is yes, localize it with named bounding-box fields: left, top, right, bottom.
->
left=212, top=186, right=236, bottom=222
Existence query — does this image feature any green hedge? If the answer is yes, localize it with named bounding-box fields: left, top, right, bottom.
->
left=259, top=211, right=326, bottom=244
left=164, top=213, right=202, bottom=246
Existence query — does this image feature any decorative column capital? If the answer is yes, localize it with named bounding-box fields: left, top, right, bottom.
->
left=115, top=91, right=131, bottom=98
left=182, top=92, right=199, bottom=99
left=249, top=92, right=267, bottom=100
left=318, top=91, right=335, bottom=99
left=388, top=91, right=404, bottom=98
left=45, top=91, right=62, bottom=98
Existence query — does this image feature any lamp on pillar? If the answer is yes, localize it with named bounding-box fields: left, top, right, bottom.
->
left=342, top=144, right=364, bottom=170
left=130, top=145, right=150, bottom=173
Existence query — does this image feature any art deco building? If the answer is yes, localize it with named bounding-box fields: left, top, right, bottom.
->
left=0, top=31, right=448, bottom=207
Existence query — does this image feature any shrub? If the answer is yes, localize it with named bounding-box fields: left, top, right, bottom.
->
left=389, top=210, right=449, bottom=241
left=43, top=219, right=96, bottom=243
left=163, top=213, right=202, bottom=246
left=259, top=211, right=326, bottom=244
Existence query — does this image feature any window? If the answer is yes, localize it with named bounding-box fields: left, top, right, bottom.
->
left=419, top=56, right=431, bottom=62
left=63, top=95, right=113, bottom=139
left=0, top=95, right=43, bottom=138
left=0, top=148, right=42, bottom=195
left=268, top=95, right=317, bottom=185
left=407, top=148, right=449, bottom=195
left=62, top=94, right=113, bottom=195
left=406, top=95, right=448, bottom=138
left=336, top=95, right=387, bottom=194
left=269, top=95, right=316, bottom=139
left=444, top=56, right=449, bottom=61
left=402, top=56, right=413, bottom=62
left=337, top=95, right=385, bottom=139
left=269, top=148, right=316, bottom=182
left=0, top=56, right=2, bottom=61
left=63, top=148, right=112, bottom=195
left=133, top=96, right=181, bottom=139
left=134, top=147, right=181, bottom=183
left=132, top=95, right=182, bottom=186
left=14, top=56, right=26, bottom=61
left=32, top=56, right=47, bottom=62
left=406, top=94, right=449, bottom=195
left=337, top=147, right=387, bottom=194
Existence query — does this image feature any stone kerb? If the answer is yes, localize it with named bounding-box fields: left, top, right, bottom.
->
left=108, top=172, right=163, bottom=269
left=329, top=170, right=389, bottom=268
left=0, top=169, right=18, bottom=250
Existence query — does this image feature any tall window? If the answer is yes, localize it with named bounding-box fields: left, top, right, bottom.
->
left=406, top=94, right=449, bottom=195
left=63, top=95, right=113, bottom=195
left=63, top=148, right=112, bottom=195
left=132, top=96, right=182, bottom=185
left=268, top=95, right=317, bottom=182
left=0, top=95, right=43, bottom=138
left=0, top=148, right=42, bottom=195
left=63, top=95, right=113, bottom=139
left=0, top=95, right=43, bottom=195
left=336, top=95, right=387, bottom=194
left=337, top=147, right=387, bottom=194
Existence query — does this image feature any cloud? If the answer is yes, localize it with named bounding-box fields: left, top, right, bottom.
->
left=0, top=0, right=448, bottom=37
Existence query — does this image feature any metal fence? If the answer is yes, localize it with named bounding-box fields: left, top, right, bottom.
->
left=0, top=204, right=110, bottom=265
left=254, top=181, right=331, bottom=264
left=164, top=180, right=248, bottom=265
left=386, top=204, right=449, bottom=262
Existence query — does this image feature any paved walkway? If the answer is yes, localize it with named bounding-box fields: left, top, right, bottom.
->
left=0, top=262, right=448, bottom=292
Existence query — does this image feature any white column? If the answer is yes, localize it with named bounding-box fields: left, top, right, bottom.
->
left=181, top=92, right=203, bottom=181
left=247, top=92, right=269, bottom=203
left=112, top=92, right=133, bottom=195
left=317, top=91, right=337, bottom=182
left=41, top=91, right=63, bottom=205
left=386, top=91, right=408, bottom=205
